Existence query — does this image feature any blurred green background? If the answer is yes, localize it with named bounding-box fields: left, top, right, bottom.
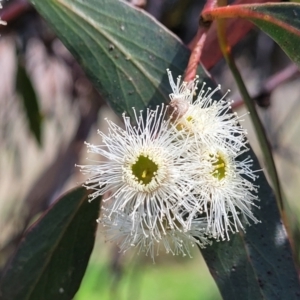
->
left=75, top=235, right=221, bottom=300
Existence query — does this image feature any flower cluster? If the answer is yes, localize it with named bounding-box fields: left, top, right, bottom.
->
left=78, top=70, right=260, bottom=260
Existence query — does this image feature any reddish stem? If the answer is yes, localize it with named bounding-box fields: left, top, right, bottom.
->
left=184, top=28, right=208, bottom=82
left=202, top=4, right=300, bottom=38
left=184, top=0, right=217, bottom=82
left=0, top=0, right=31, bottom=24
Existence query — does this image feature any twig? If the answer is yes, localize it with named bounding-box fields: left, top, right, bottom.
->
left=232, top=64, right=299, bottom=109
left=184, top=0, right=216, bottom=82
left=184, top=27, right=209, bottom=82
left=0, top=0, right=31, bottom=24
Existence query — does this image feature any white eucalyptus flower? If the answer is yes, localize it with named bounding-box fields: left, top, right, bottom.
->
left=78, top=105, right=199, bottom=231
left=100, top=208, right=210, bottom=260
left=167, top=69, right=247, bottom=154
left=190, top=144, right=260, bottom=240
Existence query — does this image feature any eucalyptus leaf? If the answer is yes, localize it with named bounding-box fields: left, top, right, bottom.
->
left=246, top=3, right=300, bottom=67
left=201, top=149, right=300, bottom=300
left=16, top=60, right=42, bottom=145
left=0, top=187, right=101, bottom=300
left=30, top=0, right=206, bottom=118
left=206, top=3, right=300, bottom=67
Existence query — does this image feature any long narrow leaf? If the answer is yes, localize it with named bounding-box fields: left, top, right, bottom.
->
left=0, top=187, right=101, bottom=300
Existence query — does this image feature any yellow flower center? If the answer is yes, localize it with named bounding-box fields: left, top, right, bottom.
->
left=176, top=115, right=193, bottom=131
left=211, top=153, right=226, bottom=180
left=131, top=155, right=158, bottom=185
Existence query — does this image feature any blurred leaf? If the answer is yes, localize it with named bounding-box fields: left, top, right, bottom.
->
left=204, top=3, right=300, bottom=67
left=29, top=0, right=207, bottom=119
left=0, top=187, right=101, bottom=300
left=16, top=60, right=42, bottom=145
left=29, top=0, right=300, bottom=299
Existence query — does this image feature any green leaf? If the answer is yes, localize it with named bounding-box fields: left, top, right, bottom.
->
left=0, top=187, right=101, bottom=300
left=201, top=149, right=300, bottom=300
left=29, top=0, right=206, bottom=118
left=29, top=1, right=300, bottom=299
left=16, top=59, right=42, bottom=145
left=246, top=3, right=300, bottom=67
left=204, top=3, right=300, bottom=67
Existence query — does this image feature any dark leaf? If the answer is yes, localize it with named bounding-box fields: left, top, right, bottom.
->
left=30, top=0, right=206, bottom=118
left=201, top=149, right=300, bottom=300
left=0, top=187, right=101, bottom=300
left=246, top=3, right=300, bottom=67
left=16, top=60, right=42, bottom=145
